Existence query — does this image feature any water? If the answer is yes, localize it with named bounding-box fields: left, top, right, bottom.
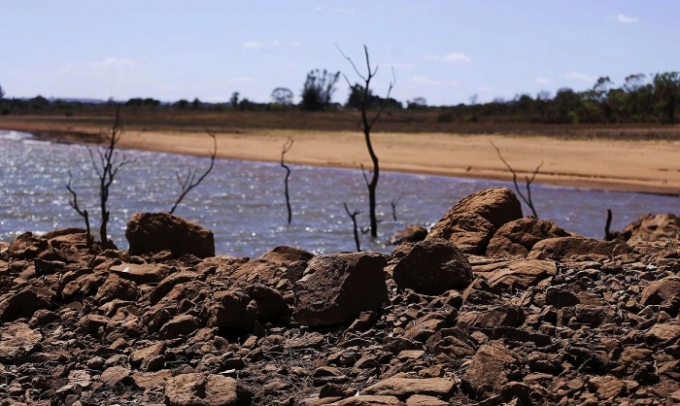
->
left=1, top=130, right=678, bottom=258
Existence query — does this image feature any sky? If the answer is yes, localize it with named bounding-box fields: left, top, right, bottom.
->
left=1, top=1, right=678, bottom=106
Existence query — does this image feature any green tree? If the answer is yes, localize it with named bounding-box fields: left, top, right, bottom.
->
left=0, top=84, right=4, bottom=100
left=653, top=72, right=680, bottom=124
left=300, top=69, right=340, bottom=111
left=230, top=92, right=239, bottom=110
left=271, top=87, right=294, bottom=105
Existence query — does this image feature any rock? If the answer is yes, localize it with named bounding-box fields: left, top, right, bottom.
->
left=7, top=232, right=48, bottom=259
left=405, top=395, right=449, bottom=406
left=362, top=377, right=455, bottom=397
left=294, top=252, right=388, bottom=327
left=621, top=213, right=680, bottom=243
left=204, top=290, right=255, bottom=334
left=100, top=365, right=131, bottom=386
left=258, top=245, right=314, bottom=265
left=426, top=187, right=522, bottom=254
left=0, top=323, right=42, bottom=362
left=473, top=259, right=557, bottom=292
left=640, top=277, right=680, bottom=306
left=527, top=237, right=630, bottom=261
left=0, top=288, right=50, bottom=322
left=587, top=376, right=626, bottom=400
left=164, top=373, right=242, bottom=406
left=387, top=225, right=428, bottom=246
left=645, top=323, right=680, bottom=345
left=545, top=288, right=580, bottom=309
left=330, top=396, right=405, bottom=406
left=462, top=343, right=518, bottom=400
left=94, top=274, right=139, bottom=303
left=486, top=217, right=571, bottom=258
left=132, top=369, right=173, bottom=392
left=392, top=239, right=473, bottom=295
left=130, top=342, right=166, bottom=370
left=126, top=212, right=215, bottom=259
left=159, top=315, right=201, bottom=340
left=78, top=314, right=111, bottom=336
left=110, top=263, right=174, bottom=284
left=248, top=284, right=292, bottom=323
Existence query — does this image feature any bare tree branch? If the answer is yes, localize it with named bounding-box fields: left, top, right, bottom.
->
left=490, top=141, right=541, bottom=218
left=66, top=171, right=92, bottom=248
left=338, top=44, right=396, bottom=238
left=169, top=127, right=217, bottom=214
left=343, top=202, right=363, bottom=252
left=281, top=137, right=294, bottom=224
left=390, top=193, right=404, bottom=222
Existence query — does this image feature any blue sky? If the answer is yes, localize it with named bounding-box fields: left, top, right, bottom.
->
left=1, top=1, right=678, bottom=106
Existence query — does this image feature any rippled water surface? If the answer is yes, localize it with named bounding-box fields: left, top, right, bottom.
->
left=1, top=130, right=678, bottom=257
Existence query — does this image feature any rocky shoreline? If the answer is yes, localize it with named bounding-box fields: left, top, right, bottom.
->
left=2, top=187, right=680, bottom=405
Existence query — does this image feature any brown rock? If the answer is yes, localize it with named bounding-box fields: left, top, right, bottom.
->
left=393, top=239, right=473, bottom=295
left=405, top=394, right=449, bottom=406
left=527, top=237, right=630, bottom=261
left=164, top=373, right=241, bottom=406
left=8, top=232, right=48, bottom=259
left=330, top=396, right=405, bottom=406
left=587, top=376, right=626, bottom=400
left=0, top=288, right=50, bottom=322
left=258, top=245, right=314, bottom=265
left=387, top=225, right=428, bottom=246
left=621, top=213, right=680, bottom=243
left=110, top=263, right=174, bottom=284
left=130, top=342, right=166, bottom=370
left=426, top=187, right=522, bottom=254
left=126, top=212, right=215, bottom=259
left=473, top=259, right=557, bottom=292
left=645, top=323, right=680, bottom=345
left=0, top=323, right=42, bottom=362
left=94, top=274, right=139, bottom=303
left=131, top=369, right=172, bottom=391
left=294, top=252, right=388, bottom=327
left=100, top=365, right=131, bottom=386
left=159, top=314, right=201, bottom=340
left=640, top=277, right=680, bottom=306
left=486, top=217, right=571, bottom=258
left=362, top=377, right=455, bottom=397
left=462, top=343, right=518, bottom=400
left=78, top=314, right=111, bottom=336
left=149, top=271, right=199, bottom=304
left=204, top=290, right=255, bottom=334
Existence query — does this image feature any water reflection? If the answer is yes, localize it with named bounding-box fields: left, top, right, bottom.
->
left=1, top=130, right=678, bottom=257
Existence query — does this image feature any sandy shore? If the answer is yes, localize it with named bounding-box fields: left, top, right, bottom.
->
left=4, top=120, right=680, bottom=195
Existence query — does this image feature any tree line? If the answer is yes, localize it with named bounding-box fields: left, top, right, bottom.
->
left=1, top=71, right=678, bottom=125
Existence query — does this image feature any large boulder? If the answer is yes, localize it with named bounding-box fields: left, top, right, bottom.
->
left=621, top=213, right=680, bottom=243
left=473, top=259, right=557, bottom=293
left=462, top=343, right=519, bottom=400
left=486, top=217, right=571, bottom=258
left=294, top=252, right=388, bottom=327
left=527, top=236, right=630, bottom=261
left=8, top=232, right=48, bottom=260
left=0, top=288, right=51, bottom=322
left=640, top=276, right=680, bottom=307
left=164, top=373, right=245, bottom=406
left=126, top=212, right=214, bottom=259
left=426, top=187, right=523, bottom=254
left=392, top=239, right=473, bottom=295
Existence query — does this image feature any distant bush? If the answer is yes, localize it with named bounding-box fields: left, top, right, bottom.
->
left=438, top=109, right=455, bottom=123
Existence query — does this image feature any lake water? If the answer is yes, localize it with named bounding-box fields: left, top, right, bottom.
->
left=1, top=130, right=678, bottom=258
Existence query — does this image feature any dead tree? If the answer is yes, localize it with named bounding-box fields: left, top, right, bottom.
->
left=343, top=202, right=362, bottom=252
left=280, top=137, right=294, bottom=224
left=390, top=194, right=404, bottom=221
left=490, top=141, right=542, bottom=218
left=65, top=171, right=93, bottom=248
left=338, top=45, right=395, bottom=238
left=170, top=128, right=217, bottom=214
left=88, top=106, right=132, bottom=248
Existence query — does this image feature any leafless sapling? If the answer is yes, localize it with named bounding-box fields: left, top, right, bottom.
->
left=343, top=202, right=362, bottom=252
left=281, top=137, right=294, bottom=224
left=65, top=171, right=93, bottom=248
left=490, top=141, right=542, bottom=218
left=88, top=106, right=133, bottom=248
left=338, top=45, right=395, bottom=238
left=390, top=193, right=404, bottom=221
left=604, top=209, right=621, bottom=241
left=169, top=128, right=217, bottom=214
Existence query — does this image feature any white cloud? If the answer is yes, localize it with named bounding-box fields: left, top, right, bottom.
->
left=408, top=76, right=443, bottom=86
left=424, top=53, right=472, bottom=64
left=564, top=72, right=596, bottom=83
left=535, top=77, right=552, bottom=84
left=241, top=40, right=280, bottom=51
left=332, top=7, right=354, bottom=14
left=616, top=14, right=639, bottom=23
left=90, top=57, right=134, bottom=68
left=289, top=41, right=304, bottom=49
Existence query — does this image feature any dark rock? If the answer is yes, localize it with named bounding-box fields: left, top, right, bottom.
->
left=545, top=288, right=580, bottom=309
left=294, top=252, right=388, bottom=327
left=426, top=187, right=523, bottom=254
left=8, top=232, right=48, bottom=259
left=126, top=212, right=215, bottom=259
left=159, top=315, right=201, bottom=340
left=0, top=288, right=50, bottom=322
left=621, top=213, right=680, bottom=243
left=204, top=290, right=255, bottom=334
left=393, top=239, right=473, bottom=295
left=387, top=225, right=428, bottom=245
left=486, top=217, right=571, bottom=258
left=94, top=274, right=139, bottom=303
left=528, top=237, right=630, bottom=261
